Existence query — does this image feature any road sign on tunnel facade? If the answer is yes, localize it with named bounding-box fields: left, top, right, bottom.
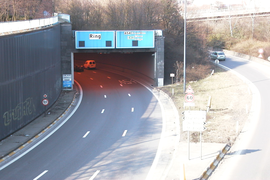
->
left=75, top=30, right=155, bottom=49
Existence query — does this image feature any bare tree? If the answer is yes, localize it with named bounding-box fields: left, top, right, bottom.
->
left=160, top=0, right=182, bottom=35
left=141, top=0, right=161, bottom=29
left=0, top=0, right=10, bottom=21
left=11, top=0, right=19, bottom=21
left=19, top=0, right=40, bottom=20
left=81, top=0, right=104, bottom=30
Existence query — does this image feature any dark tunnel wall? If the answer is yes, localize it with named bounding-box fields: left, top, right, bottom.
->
left=0, top=25, right=62, bottom=140
left=74, top=52, right=155, bottom=84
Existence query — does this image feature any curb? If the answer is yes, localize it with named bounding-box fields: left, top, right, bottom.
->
left=200, top=144, right=231, bottom=180
left=0, top=89, right=78, bottom=164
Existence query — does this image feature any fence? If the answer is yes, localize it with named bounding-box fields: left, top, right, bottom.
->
left=0, top=14, right=70, bottom=35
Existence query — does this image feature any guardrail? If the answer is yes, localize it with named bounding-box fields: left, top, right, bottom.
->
left=185, top=7, right=270, bottom=19
left=0, top=14, right=70, bottom=35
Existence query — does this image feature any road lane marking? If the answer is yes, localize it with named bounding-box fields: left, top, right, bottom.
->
left=89, top=170, right=100, bottom=180
left=83, top=131, right=90, bottom=138
left=100, top=85, right=103, bottom=88
left=0, top=80, right=84, bottom=171
left=101, top=109, right=105, bottom=113
left=131, top=107, right=134, bottom=112
left=34, top=170, right=48, bottom=180
left=128, top=93, right=131, bottom=97
left=107, top=76, right=111, bottom=79
left=90, top=78, right=93, bottom=80
left=122, top=130, right=127, bottom=137
left=120, top=84, right=123, bottom=87
left=104, top=95, right=107, bottom=98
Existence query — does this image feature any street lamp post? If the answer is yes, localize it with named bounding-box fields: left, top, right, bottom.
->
left=183, top=0, right=187, bottom=93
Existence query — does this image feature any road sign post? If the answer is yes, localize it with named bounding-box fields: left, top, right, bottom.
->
left=182, top=110, right=206, bottom=160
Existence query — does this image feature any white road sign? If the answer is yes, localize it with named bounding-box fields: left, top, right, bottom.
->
left=184, top=110, right=206, bottom=121
left=183, top=110, right=206, bottom=131
left=183, top=120, right=204, bottom=131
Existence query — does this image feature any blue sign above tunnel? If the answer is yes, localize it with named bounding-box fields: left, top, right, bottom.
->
left=116, top=30, right=155, bottom=48
left=75, top=30, right=155, bottom=49
left=75, top=31, right=115, bottom=49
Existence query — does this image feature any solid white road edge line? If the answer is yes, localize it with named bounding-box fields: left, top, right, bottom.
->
left=0, top=80, right=83, bottom=171
left=33, top=170, right=48, bottom=180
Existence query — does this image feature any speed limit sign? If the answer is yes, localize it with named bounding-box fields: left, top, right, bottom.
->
left=42, top=99, right=49, bottom=106
left=185, top=94, right=194, bottom=102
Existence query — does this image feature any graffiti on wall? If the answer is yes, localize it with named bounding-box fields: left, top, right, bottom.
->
left=3, top=98, right=36, bottom=126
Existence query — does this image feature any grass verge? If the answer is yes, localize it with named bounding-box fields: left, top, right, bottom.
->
left=158, top=65, right=252, bottom=144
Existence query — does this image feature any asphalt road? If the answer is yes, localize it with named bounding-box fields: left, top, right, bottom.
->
left=210, top=55, right=270, bottom=180
left=0, top=69, right=163, bottom=180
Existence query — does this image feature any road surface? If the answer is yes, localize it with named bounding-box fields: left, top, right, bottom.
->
left=0, top=69, right=163, bottom=180
left=210, top=55, right=270, bottom=180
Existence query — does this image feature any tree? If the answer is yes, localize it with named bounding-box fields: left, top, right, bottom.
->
left=19, top=0, right=40, bottom=20
left=0, top=0, right=10, bottom=21
left=82, top=1, right=104, bottom=30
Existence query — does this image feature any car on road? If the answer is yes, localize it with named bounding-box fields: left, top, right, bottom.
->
left=84, top=60, right=96, bottom=69
left=74, top=64, right=84, bottom=72
left=210, top=51, right=226, bottom=61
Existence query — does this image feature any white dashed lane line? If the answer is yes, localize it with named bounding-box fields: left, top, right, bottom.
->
left=122, top=130, right=128, bottom=137
left=83, top=131, right=90, bottom=138
left=128, top=93, right=131, bottom=97
left=89, top=170, right=100, bottom=180
left=101, top=109, right=105, bottom=114
left=33, top=170, right=48, bottom=180
left=104, top=95, right=107, bottom=98
left=131, top=107, right=134, bottom=112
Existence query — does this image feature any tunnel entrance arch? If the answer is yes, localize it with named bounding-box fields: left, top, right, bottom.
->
left=70, top=30, right=164, bottom=87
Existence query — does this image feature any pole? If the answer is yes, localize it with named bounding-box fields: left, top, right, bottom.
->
left=200, top=131, right=202, bottom=160
left=183, top=0, right=187, bottom=93
left=188, top=131, right=190, bottom=160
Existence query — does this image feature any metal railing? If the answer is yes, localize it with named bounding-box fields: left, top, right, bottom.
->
left=0, top=14, right=70, bottom=35
left=185, top=7, right=270, bottom=20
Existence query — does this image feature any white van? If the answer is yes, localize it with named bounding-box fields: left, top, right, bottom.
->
left=84, top=60, right=96, bottom=69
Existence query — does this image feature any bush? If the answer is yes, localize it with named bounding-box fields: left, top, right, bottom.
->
left=207, top=34, right=225, bottom=50
left=231, top=39, right=270, bottom=59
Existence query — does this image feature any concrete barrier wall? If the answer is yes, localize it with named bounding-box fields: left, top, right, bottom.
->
left=0, top=25, right=62, bottom=140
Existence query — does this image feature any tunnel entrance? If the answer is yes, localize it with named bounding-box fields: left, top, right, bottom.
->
left=73, top=52, right=156, bottom=85
left=68, top=30, right=164, bottom=87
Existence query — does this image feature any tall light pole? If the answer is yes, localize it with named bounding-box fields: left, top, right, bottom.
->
left=183, top=0, right=187, bottom=93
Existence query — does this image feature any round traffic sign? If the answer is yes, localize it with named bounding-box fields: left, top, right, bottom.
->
left=185, top=94, right=194, bottom=102
left=42, top=99, right=49, bottom=106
